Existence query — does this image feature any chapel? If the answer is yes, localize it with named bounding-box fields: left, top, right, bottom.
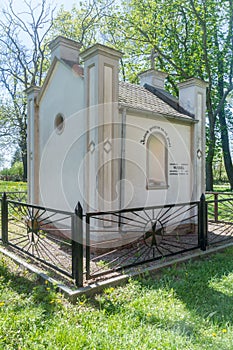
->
left=27, top=36, right=207, bottom=213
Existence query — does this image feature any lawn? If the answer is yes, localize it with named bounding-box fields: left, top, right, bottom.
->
left=1, top=249, right=233, bottom=349
left=0, top=180, right=27, bottom=193
left=213, top=183, right=231, bottom=192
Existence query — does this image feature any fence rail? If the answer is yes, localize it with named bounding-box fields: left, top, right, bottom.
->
left=0, top=191, right=233, bottom=287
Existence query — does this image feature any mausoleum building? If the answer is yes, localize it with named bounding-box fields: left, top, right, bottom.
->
left=27, top=36, right=207, bottom=213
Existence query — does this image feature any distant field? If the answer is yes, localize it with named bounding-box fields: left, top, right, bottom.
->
left=0, top=180, right=231, bottom=201
left=0, top=180, right=27, bottom=193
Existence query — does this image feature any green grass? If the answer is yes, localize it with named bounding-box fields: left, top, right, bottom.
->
left=212, top=182, right=232, bottom=192
left=1, top=249, right=233, bottom=349
left=0, top=180, right=27, bottom=193
left=206, top=183, right=232, bottom=221
left=205, top=190, right=233, bottom=222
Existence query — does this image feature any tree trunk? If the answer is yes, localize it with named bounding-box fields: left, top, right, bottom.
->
left=206, top=152, right=214, bottom=191
left=219, top=159, right=222, bottom=182
left=19, top=135, right=27, bottom=182
left=219, top=109, right=233, bottom=190
left=22, top=151, right=27, bottom=182
left=205, top=114, right=215, bottom=191
left=216, top=49, right=233, bottom=190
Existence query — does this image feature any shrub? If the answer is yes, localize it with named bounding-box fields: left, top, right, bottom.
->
left=0, top=161, right=24, bottom=181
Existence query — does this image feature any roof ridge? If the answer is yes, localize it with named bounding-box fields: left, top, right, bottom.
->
left=144, top=83, right=194, bottom=118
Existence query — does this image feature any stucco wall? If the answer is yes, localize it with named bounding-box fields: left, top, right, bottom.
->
left=38, top=62, right=85, bottom=211
left=122, top=112, right=194, bottom=209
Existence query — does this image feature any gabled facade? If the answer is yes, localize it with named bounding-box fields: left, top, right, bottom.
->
left=27, top=36, right=207, bottom=213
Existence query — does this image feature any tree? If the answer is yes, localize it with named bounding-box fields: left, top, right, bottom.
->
left=102, top=0, right=233, bottom=190
left=0, top=0, right=55, bottom=181
left=0, top=103, right=15, bottom=143
left=0, top=102, right=18, bottom=165
left=11, top=147, right=22, bottom=166
left=50, top=0, right=116, bottom=48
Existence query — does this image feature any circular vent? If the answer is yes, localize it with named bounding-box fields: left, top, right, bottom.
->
left=54, top=113, right=65, bottom=134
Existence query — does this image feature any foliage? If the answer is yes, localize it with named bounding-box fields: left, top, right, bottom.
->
left=101, top=0, right=233, bottom=190
left=212, top=142, right=228, bottom=183
left=0, top=162, right=24, bottom=181
left=0, top=103, right=17, bottom=166
left=11, top=148, right=22, bottom=167
left=2, top=249, right=233, bottom=348
left=50, top=0, right=117, bottom=48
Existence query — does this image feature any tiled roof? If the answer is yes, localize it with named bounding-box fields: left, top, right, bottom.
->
left=119, top=81, right=193, bottom=120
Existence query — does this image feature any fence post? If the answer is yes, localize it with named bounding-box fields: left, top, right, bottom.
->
left=198, top=193, right=207, bottom=251
left=1, top=192, right=8, bottom=244
left=86, top=214, right=90, bottom=280
left=214, top=193, right=218, bottom=222
left=72, top=202, right=83, bottom=287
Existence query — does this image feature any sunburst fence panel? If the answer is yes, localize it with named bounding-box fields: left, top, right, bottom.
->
left=85, top=201, right=200, bottom=279
left=5, top=199, right=74, bottom=278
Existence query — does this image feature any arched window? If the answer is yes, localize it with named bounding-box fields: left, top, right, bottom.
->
left=147, top=133, right=168, bottom=189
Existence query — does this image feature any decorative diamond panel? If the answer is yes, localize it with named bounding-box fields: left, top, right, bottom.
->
left=88, top=140, right=95, bottom=154
left=104, top=139, right=112, bottom=153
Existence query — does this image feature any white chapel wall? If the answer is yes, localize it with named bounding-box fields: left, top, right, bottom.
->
left=38, top=62, right=85, bottom=211
left=123, top=113, right=193, bottom=209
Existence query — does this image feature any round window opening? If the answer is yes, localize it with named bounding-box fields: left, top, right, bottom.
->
left=54, top=113, right=65, bottom=134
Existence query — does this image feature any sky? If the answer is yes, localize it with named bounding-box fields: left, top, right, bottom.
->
left=1, top=0, right=77, bottom=13
left=54, top=0, right=77, bottom=11
left=0, top=0, right=94, bottom=46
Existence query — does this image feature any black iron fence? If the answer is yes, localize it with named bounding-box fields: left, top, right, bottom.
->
left=0, top=191, right=27, bottom=203
left=0, top=193, right=84, bottom=286
left=86, top=201, right=201, bottom=279
left=0, top=192, right=233, bottom=287
left=205, top=192, right=233, bottom=246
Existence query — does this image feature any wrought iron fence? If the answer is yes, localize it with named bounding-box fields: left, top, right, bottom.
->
left=0, top=193, right=84, bottom=286
left=1, top=191, right=233, bottom=287
left=206, top=193, right=233, bottom=246
left=0, top=191, right=27, bottom=202
left=206, top=192, right=233, bottom=222
left=85, top=201, right=200, bottom=279
left=0, top=191, right=26, bottom=243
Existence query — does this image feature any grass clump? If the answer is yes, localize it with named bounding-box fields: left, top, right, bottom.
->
left=1, top=249, right=233, bottom=349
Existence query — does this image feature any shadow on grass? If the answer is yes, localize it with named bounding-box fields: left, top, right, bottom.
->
left=0, top=257, right=59, bottom=313
left=137, top=249, right=233, bottom=325
left=90, top=248, right=233, bottom=335
left=85, top=252, right=233, bottom=349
